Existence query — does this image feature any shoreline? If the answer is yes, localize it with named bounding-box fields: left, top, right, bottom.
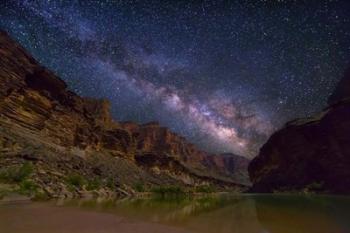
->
left=0, top=201, right=191, bottom=233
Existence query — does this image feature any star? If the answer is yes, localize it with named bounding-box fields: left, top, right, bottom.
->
left=1, top=0, right=349, bottom=158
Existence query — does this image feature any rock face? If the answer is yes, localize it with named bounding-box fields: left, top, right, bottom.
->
left=0, top=30, right=248, bottom=197
left=249, top=67, right=350, bottom=194
left=204, top=153, right=250, bottom=184
left=121, top=122, right=251, bottom=185
left=328, top=66, right=350, bottom=105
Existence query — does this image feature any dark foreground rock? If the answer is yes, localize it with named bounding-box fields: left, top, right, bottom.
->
left=0, top=30, right=248, bottom=199
left=249, top=67, right=350, bottom=194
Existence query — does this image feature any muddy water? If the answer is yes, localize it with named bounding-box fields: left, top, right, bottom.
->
left=0, top=194, right=350, bottom=233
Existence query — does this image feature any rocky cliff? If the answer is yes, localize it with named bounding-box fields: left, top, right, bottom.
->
left=0, top=30, right=248, bottom=198
left=120, top=121, right=250, bottom=185
left=248, top=67, right=350, bottom=194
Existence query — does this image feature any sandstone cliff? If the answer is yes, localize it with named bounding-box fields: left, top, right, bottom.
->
left=0, top=30, right=248, bottom=198
left=248, top=67, right=350, bottom=194
left=120, top=121, right=250, bottom=185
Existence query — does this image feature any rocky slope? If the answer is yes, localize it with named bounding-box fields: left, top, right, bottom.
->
left=0, top=30, right=248, bottom=198
left=249, top=66, right=350, bottom=194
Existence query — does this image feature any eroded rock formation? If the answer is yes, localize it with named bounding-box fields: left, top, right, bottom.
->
left=0, top=30, right=248, bottom=197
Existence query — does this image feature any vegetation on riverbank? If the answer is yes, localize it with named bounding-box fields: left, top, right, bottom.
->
left=0, top=162, right=40, bottom=198
left=0, top=163, right=228, bottom=201
left=145, top=184, right=217, bottom=197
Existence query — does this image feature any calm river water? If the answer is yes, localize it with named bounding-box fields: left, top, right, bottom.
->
left=0, top=194, right=350, bottom=233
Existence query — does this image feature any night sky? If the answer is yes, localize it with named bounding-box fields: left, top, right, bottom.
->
left=1, top=0, right=350, bottom=157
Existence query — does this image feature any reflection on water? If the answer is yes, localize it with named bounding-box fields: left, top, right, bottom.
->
left=254, top=195, right=350, bottom=233
left=60, top=194, right=350, bottom=233
left=1, top=194, right=350, bottom=233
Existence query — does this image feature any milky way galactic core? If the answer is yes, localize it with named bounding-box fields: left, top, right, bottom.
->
left=1, top=0, right=350, bottom=157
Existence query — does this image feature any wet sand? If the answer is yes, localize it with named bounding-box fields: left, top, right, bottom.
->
left=0, top=202, right=190, bottom=233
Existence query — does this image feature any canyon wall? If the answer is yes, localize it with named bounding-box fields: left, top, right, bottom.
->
left=0, top=30, right=249, bottom=197
left=249, top=66, right=350, bottom=194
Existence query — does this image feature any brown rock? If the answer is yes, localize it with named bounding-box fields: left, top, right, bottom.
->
left=120, top=121, right=250, bottom=184
left=0, top=29, right=248, bottom=194
left=249, top=67, right=350, bottom=194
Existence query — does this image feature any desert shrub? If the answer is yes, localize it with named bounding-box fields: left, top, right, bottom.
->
left=65, top=174, right=86, bottom=188
left=106, top=178, right=115, bottom=190
left=308, top=182, right=324, bottom=190
left=86, top=178, right=102, bottom=191
left=0, top=191, right=5, bottom=200
left=32, top=191, right=50, bottom=201
left=0, top=162, right=33, bottom=183
left=151, top=185, right=185, bottom=196
left=0, top=186, right=11, bottom=200
left=133, top=182, right=145, bottom=192
left=18, top=180, right=38, bottom=195
left=0, top=171, right=7, bottom=182
left=303, top=181, right=324, bottom=194
left=195, top=185, right=215, bottom=193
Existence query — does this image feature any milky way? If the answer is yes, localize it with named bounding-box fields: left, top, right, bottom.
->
left=1, top=0, right=350, bottom=157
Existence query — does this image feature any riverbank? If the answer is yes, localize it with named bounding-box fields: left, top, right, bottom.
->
left=0, top=202, right=191, bottom=233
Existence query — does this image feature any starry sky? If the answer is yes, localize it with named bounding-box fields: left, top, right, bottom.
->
left=1, top=0, right=350, bottom=158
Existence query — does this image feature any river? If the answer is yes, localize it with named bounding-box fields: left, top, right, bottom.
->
left=0, top=194, right=349, bottom=233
